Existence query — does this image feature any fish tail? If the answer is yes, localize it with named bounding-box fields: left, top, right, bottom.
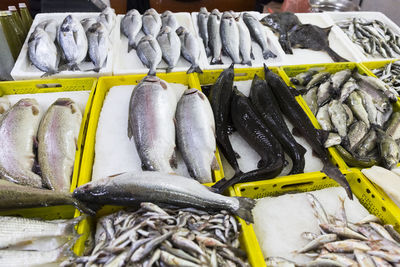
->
left=148, top=68, right=157, bottom=76
left=187, top=64, right=203, bottom=74
left=127, top=42, right=136, bottom=53
left=211, top=171, right=243, bottom=194
left=262, top=48, right=277, bottom=60
left=40, top=69, right=59, bottom=78
left=242, top=59, right=252, bottom=66
left=73, top=199, right=99, bottom=216
left=232, top=196, right=256, bottom=223
left=326, top=47, right=348, bottom=62
left=68, top=63, right=80, bottom=71
left=62, top=215, right=86, bottom=236
left=58, top=235, right=79, bottom=259
left=166, top=66, right=173, bottom=73
left=322, top=162, right=353, bottom=200
left=210, top=57, right=223, bottom=65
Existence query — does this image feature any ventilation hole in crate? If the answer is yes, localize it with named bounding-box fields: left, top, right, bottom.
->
left=371, top=194, right=375, bottom=198
left=322, top=177, right=327, bottom=180
left=281, top=181, right=314, bottom=189
left=36, top=83, right=62, bottom=89
left=366, top=189, right=371, bottom=194
left=240, top=188, right=245, bottom=192
left=357, top=178, right=361, bottom=183
left=254, top=187, right=259, bottom=190
left=335, top=164, right=339, bottom=168
left=273, top=184, right=277, bottom=188
left=382, top=206, right=386, bottom=212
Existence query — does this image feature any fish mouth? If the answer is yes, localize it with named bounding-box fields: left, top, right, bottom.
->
left=18, top=98, right=39, bottom=107
left=54, top=98, right=74, bottom=106
left=184, top=88, right=198, bottom=95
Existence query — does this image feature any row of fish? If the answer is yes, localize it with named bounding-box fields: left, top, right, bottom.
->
left=337, top=18, right=400, bottom=59
left=63, top=203, right=249, bottom=266
left=0, top=215, right=83, bottom=265
left=0, top=97, right=82, bottom=191
left=28, top=7, right=115, bottom=76
left=121, top=9, right=202, bottom=74
left=292, top=68, right=400, bottom=169
left=209, top=65, right=352, bottom=200
left=128, top=76, right=217, bottom=183
left=267, top=193, right=400, bottom=267
left=371, top=61, right=400, bottom=93
left=260, top=12, right=347, bottom=62
left=196, top=8, right=276, bottom=65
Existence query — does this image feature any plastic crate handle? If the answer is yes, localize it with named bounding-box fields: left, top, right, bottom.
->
left=36, top=83, right=62, bottom=89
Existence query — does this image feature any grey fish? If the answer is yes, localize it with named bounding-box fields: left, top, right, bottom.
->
left=385, top=112, right=400, bottom=140
left=290, top=68, right=321, bottom=86
left=304, top=86, right=318, bottom=115
left=121, top=9, right=142, bottom=51
left=81, top=17, right=97, bottom=33
left=73, top=171, right=256, bottom=223
left=377, top=128, right=400, bottom=169
left=28, top=28, right=59, bottom=76
left=347, top=121, right=369, bottom=151
left=128, top=76, right=177, bottom=172
left=342, top=103, right=354, bottom=127
left=354, top=72, right=399, bottom=102
left=317, top=80, right=331, bottom=107
left=197, top=7, right=210, bottom=56
left=367, top=251, right=400, bottom=263
left=142, top=8, right=161, bottom=37
left=161, top=11, right=178, bottom=31
left=357, top=129, right=377, bottom=157
left=87, top=22, right=109, bottom=72
left=317, top=104, right=333, bottom=131
left=176, top=26, right=203, bottom=74
left=38, top=98, right=82, bottom=192
left=207, top=9, right=223, bottom=65
left=328, top=100, right=348, bottom=138
left=359, top=90, right=378, bottom=125
left=58, top=15, right=88, bottom=70
left=243, top=12, right=276, bottom=59
left=324, top=133, right=341, bottom=148
left=220, top=12, right=241, bottom=64
left=319, top=253, right=358, bottom=266
left=306, top=71, right=330, bottom=90
left=98, top=7, right=116, bottom=33
left=339, top=78, right=359, bottom=102
left=157, top=26, right=181, bottom=73
left=35, top=19, right=58, bottom=42
left=136, top=35, right=162, bottom=76
left=176, top=89, right=218, bottom=183
left=237, top=15, right=253, bottom=66
left=324, top=239, right=371, bottom=253
left=330, top=69, right=352, bottom=96
left=0, top=99, right=42, bottom=187
left=297, top=234, right=337, bottom=253
left=347, top=91, right=370, bottom=128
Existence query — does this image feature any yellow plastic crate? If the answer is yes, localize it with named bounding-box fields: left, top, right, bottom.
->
left=0, top=77, right=97, bottom=255
left=231, top=169, right=400, bottom=267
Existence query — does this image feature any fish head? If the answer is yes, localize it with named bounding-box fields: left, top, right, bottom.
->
left=138, top=34, right=155, bottom=44
left=222, top=12, right=234, bottom=20
left=60, top=15, right=75, bottom=32
left=126, top=9, right=140, bottom=16
left=158, top=26, right=172, bottom=36
left=53, top=98, right=79, bottom=114
left=88, top=22, right=105, bottom=34
left=199, top=7, right=208, bottom=14
left=145, top=8, right=158, bottom=16
left=161, top=10, right=172, bottom=18
left=175, top=26, right=187, bottom=36
left=16, top=98, right=40, bottom=115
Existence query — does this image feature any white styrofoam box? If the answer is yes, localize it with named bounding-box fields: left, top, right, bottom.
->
left=191, top=11, right=285, bottom=70
left=260, top=12, right=363, bottom=65
left=326, top=11, right=400, bottom=61
left=11, top=12, right=118, bottom=80
left=113, top=12, right=208, bottom=75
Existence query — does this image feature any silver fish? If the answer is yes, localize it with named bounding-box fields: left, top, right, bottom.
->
left=304, top=86, right=318, bottom=115
left=339, top=78, right=359, bottom=102
left=355, top=248, right=376, bottom=267
left=176, top=26, right=203, bottom=74
left=136, top=35, right=162, bottom=76
left=367, top=251, right=400, bottom=263
left=0, top=99, right=42, bottom=187
left=142, top=8, right=161, bottom=37
left=98, top=7, right=116, bottom=33
left=128, top=76, right=177, bottom=172
left=161, top=11, right=178, bottom=31
left=307, top=193, right=330, bottom=226
left=347, top=91, right=370, bottom=128
left=197, top=7, right=210, bottom=56
left=35, top=19, right=58, bottom=42
left=220, top=12, right=241, bottom=64
left=87, top=22, right=109, bottom=72
left=386, top=112, right=400, bottom=140
left=160, top=250, right=200, bottom=267
left=81, top=17, right=97, bottom=33
left=384, top=225, right=400, bottom=243
left=324, top=133, right=342, bottom=148
left=157, top=26, right=181, bottom=73
left=347, top=121, right=368, bottom=151
left=38, top=98, right=82, bottom=192
left=290, top=68, right=322, bottom=86
left=317, top=80, right=331, bottom=107
left=320, top=223, right=368, bottom=240
left=121, top=9, right=142, bottom=51
left=305, top=258, right=349, bottom=267
left=324, top=239, right=371, bottom=253
left=377, top=128, right=400, bottom=169
left=297, top=234, right=337, bottom=253
left=319, top=253, right=358, bottom=266
left=58, top=15, right=88, bottom=70
left=176, top=89, right=218, bottom=183
left=242, top=12, right=276, bottom=59
left=328, top=100, right=348, bottom=138
left=207, top=9, right=223, bottom=65
left=369, top=222, right=397, bottom=243
left=317, top=104, right=333, bottom=131
left=237, top=15, right=253, bottom=66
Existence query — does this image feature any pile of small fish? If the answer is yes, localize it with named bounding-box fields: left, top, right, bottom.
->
left=210, top=65, right=352, bottom=200
left=28, top=7, right=115, bottom=76
left=127, top=76, right=218, bottom=183
left=197, top=8, right=276, bottom=66
left=0, top=215, right=83, bottom=265
left=121, top=9, right=202, bottom=74
left=291, top=68, right=400, bottom=169
left=267, top=193, right=400, bottom=267
left=371, top=61, right=400, bottom=93
left=260, top=12, right=347, bottom=62
left=64, top=203, right=249, bottom=266
left=337, top=18, right=400, bottom=58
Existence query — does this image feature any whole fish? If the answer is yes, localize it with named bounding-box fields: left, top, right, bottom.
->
left=176, top=89, right=218, bottom=183
left=356, top=129, right=377, bottom=157
left=297, top=234, right=337, bottom=253
left=142, top=8, right=161, bottom=37
left=264, top=65, right=353, bottom=199
left=317, top=80, right=331, bottom=107
left=237, top=15, right=253, bottom=66
left=197, top=7, right=210, bottom=56
left=385, top=112, right=400, bottom=140
left=339, top=78, right=359, bottom=102
left=121, top=9, right=142, bottom=51
left=290, top=69, right=320, bottom=86
left=87, top=22, right=109, bottom=72
left=328, top=100, right=348, bottom=139
left=347, top=91, right=370, bottom=128
left=324, top=240, right=371, bottom=253
left=81, top=17, right=97, bottom=33
left=306, top=72, right=331, bottom=90
left=157, top=26, right=181, bottom=73
left=136, top=35, right=162, bottom=76
left=320, top=223, right=368, bottom=240
left=128, top=76, right=177, bottom=173
left=207, top=9, right=223, bottom=64
left=176, top=26, right=202, bottom=74
left=38, top=98, right=82, bottom=192
left=220, top=12, right=241, bottom=64
left=354, top=72, right=399, bottom=102
left=98, top=7, right=116, bottom=32
left=359, top=90, right=378, bottom=126
left=342, top=103, right=354, bottom=127
left=304, top=86, right=318, bottom=115
left=316, top=104, right=333, bottom=131
left=243, top=12, right=276, bottom=59
left=161, top=11, right=178, bottom=31
left=0, top=99, right=42, bottom=187
left=58, top=15, right=88, bottom=70
left=0, top=216, right=83, bottom=249
left=330, top=69, right=352, bottom=96
left=347, top=121, right=368, bottom=151
left=73, top=171, right=256, bottom=223
left=28, top=28, right=59, bottom=76
left=249, top=74, right=306, bottom=174
left=35, top=19, right=58, bottom=42
left=376, top=128, right=400, bottom=169
left=355, top=249, right=376, bottom=267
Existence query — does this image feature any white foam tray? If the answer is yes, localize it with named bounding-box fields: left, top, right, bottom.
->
left=326, top=11, right=400, bottom=62
left=191, top=11, right=285, bottom=69
left=113, top=12, right=208, bottom=75
left=11, top=12, right=118, bottom=80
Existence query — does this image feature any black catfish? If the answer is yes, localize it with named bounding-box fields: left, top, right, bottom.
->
left=212, top=87, right=284, bottom=193
left=209, top=64, right=241, bottom=175
left=250, top=74, right=306, bottom=174
left=264, top=64, right=353, bottom=199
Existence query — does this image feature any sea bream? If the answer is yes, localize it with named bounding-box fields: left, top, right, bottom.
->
left=176, top=89, right=218, bottom=183
left=0, top=99, right=42, bottom=188
left=38, top=98, right=82, bottom=193
left=220, top=12, right=241, bottom=64
left=136, top=35, right=162, bottom=76
left=35, top=19, right=58, bottom=42
left=207, top=9, right=223, bottom=64
left=156, top=26, right=181, bottom=73
left=128, top=76, right=178, bottom=173
left=176, top=26, right=203, bottom=74
left=87, top=22, right=109, bottom=72
left=121, top=9, right=142, bottom=51
left=142, top=8, right=161, bottom=37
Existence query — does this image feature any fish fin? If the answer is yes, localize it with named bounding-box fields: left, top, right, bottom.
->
left=206, top=47, right=211, bottom=57
left=322, top=162, right=353, bottom=200
left=61, top=215, right=86, bottom=236
left=148, top=68, right=157, bottom=76
left=232, top=197, right=256, bottom=223
left=234, top=151, right=241, bottom=159
left=326, top=47, right=348, bottom=62
left=262, top=49, right=277, bottom=60
left=187, top=64, right=203, bottom=74
left=250, top=49, right=255, bottom=60
left=170, top=149, right=178, bottom=169
left=242, top=59, right=252, bottom=66
left=257, top=159, right=268, bottom=169
left=127, top=44, right=135, bottom=53
left=211, top=156, right=220, bottom=170
left=292, top=127, right=302, bottom=137
left=210, top=57, right=223, bottom=65
left=73, top=200, right=100, bottom=216
left=127, top=117, right=133, bottom=139
left=297, top=143, right=307, bottom=156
